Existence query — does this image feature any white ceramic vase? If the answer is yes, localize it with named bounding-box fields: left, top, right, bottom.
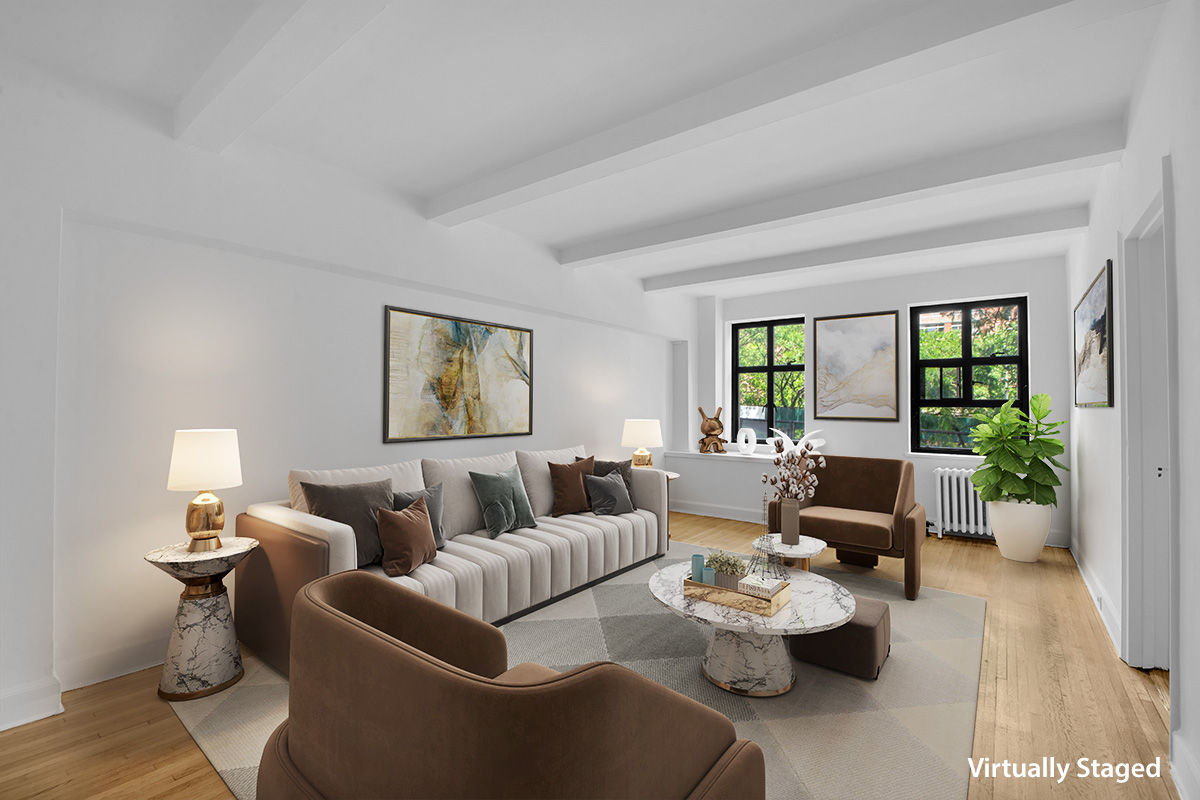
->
left=988, top=499, right=1052, bottom=562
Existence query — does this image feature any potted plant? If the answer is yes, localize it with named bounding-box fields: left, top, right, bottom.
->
left=705, top=551, right=748, bottom=590
left=969, top=393, right=1068, bottom=562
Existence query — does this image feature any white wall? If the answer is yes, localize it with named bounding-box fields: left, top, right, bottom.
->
left=0, top=53, right=692, bottom=728
left=666, top=257, right=1075, bottom=548
left=1069, top=1, right=1200, bottom=796
left=1068, top=165, right=1125, bottom=646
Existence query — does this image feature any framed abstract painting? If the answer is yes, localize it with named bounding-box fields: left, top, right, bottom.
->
left=813, top=311, right=900, bottom=421
left=384, top=306, right=532, bottom=442
left=1074, top=260, right=1114, bottom=408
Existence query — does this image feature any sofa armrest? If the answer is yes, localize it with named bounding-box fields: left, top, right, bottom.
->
left=235, top=511, right=333, bottom=677
left=892, top=461, right=918, bottom=538
left=630, top=468, right=669, bottom=553
left=903, top=503, right=926, bottom=600
left=247, top=501, right=357, bottom=575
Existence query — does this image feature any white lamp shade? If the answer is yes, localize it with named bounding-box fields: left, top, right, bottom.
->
left=167, top=429, right=243, bottom=491
left=621, top=419, right=663, bottom=448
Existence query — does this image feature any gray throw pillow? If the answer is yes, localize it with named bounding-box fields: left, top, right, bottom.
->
left=394, top=482, right=446, bottom=548
left=584, top=471, right=635, bottom=516
left=469, top=465, right=538, bottom=538
left=300, top=479, right=393, bottom=567
left=577, top=456, right=633, bottom=505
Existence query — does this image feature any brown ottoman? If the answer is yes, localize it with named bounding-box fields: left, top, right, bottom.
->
left=788, top=594, right=890, bottom=679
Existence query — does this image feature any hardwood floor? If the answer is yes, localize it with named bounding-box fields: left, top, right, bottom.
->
left=0, top=512, right=1174, bottom=799
left=0, top=666, right=231, bottom=799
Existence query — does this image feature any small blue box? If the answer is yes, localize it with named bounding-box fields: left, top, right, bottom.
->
left=691, top=554, right=705, bottom=582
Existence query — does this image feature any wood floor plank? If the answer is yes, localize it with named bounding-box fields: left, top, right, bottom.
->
left=0, top=511, right=1175, bottom=800
left=0, top=667, right=231, bottom=800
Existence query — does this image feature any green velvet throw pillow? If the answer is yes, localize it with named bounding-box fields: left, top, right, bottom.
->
left=469, top=464, right=538, bottom=538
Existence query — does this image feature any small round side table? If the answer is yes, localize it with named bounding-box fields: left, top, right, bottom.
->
left=145, top=537, right=258, bottom=700
left=752, top=532, right=826, bottom=571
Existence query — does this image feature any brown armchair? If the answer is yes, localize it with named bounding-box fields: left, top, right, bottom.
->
left=769, top=455, right=926, bottom=600
left=257, top=571, right=765, bottom=800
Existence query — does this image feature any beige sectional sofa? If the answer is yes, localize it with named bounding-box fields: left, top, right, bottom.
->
left=235, top=446, right=669, bottom=675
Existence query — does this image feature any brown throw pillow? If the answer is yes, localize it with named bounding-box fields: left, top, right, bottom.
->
left=377, top=497, right=437, bottom=577
left=548, top=457, right=594, bottom=517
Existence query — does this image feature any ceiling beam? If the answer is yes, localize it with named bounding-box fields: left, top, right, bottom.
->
left=642, top=206, right=1088, bottom=293
left=426, top=0, right=1157, bottom=225
left=174, top=0, right=389, bottom=153
left=560, top=118, right=1123, bottom=266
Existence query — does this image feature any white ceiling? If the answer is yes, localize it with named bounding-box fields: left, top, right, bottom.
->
left=0, top=0, right=1168, bottom=298
left=0, top=0, right=258, bottom=107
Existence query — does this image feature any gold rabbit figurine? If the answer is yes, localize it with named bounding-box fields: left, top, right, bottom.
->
left=698, top=407, right=728, bottom=454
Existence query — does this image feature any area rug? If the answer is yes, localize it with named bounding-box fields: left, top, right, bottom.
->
left=172, top=541, right=985, bottom=800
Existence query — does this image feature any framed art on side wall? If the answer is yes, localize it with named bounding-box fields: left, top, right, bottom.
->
left=384, top=306, right=532, bottom=442
left=1073, top=260, right=1114, bottom=408
left=813, top=311, right=900, bottom=421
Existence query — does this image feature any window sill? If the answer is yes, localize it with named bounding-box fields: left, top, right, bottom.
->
left=906, top=451, right=985, bottom=462
left=664, top=450, right=777, bottom=463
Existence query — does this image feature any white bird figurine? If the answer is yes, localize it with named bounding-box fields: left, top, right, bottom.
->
left=797, top=429, right=826, bottom=452
left=770, top=428, right=826, bottom=453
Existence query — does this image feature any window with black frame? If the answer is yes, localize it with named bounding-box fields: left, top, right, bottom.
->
left=732, top=318, right=805, bottom=445
left=910, top=297, right=1029, bottom=454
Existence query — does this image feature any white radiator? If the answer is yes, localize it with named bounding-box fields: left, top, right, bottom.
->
left=933, top=468, right=993, bottom=539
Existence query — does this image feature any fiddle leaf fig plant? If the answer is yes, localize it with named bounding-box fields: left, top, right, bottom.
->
left=969, top=393, right=1068, bottom=506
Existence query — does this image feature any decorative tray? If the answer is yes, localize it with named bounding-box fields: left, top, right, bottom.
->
left=682, top=579, right=791, bottom=616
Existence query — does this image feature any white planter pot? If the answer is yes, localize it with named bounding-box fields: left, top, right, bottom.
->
left=987, top=499, right=1052, bottom=562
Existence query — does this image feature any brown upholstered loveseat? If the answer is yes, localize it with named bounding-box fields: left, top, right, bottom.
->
left=257, top=570, right=766, bottom=800
left=768, top=454, right=926, bottom=600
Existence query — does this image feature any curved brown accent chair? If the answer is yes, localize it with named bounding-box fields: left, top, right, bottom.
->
left=769, top=455, right=926, bottom=600
left=257, top=571, right=766, bottom=800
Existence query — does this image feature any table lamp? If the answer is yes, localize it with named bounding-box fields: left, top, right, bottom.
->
left=621, top=419, right=662, bottom=468
left=167, top=429, right=242, bottom=552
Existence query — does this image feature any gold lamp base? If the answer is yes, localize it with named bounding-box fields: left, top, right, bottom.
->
left=186, top=490, right=225, bottom=552
left=632, top=448, right=653, bottom=468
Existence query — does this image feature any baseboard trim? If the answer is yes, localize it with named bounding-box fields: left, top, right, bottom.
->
left=0, top=675, right=63, bottom=731
left=1073, top=553, right=1122, bottom=653
left=670, top=500, right=761, bottom=524
left=55, top=637, right=166, bottom=692
left=1173, top=734, right=1200, bottom=800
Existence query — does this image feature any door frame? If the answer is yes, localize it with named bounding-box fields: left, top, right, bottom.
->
left=1118, top=156, right=1179, bottom=673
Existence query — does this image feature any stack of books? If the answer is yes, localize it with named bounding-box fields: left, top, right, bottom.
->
left=737, top=575, right=787, bottom=599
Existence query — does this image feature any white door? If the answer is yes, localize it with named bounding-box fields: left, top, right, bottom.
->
left=1121, top=216, right=1174, bottom=669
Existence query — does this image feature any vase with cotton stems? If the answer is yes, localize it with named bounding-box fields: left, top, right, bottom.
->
left=761, top=429, right=826, bottom=546
left=969, top=393, right=1068, bottom=562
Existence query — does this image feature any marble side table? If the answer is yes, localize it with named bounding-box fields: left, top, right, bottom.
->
left=145, top=537, right=258, bottom=700
left=650, top=560, right=854, bottom=696
left=753, top=532, right=826, bottom=571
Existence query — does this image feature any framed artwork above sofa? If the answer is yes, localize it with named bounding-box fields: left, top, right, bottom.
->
left=384, top=306, right=533, bottom=442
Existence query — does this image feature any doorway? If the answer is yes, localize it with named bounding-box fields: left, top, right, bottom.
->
left=1119, top=169, right=1178, bottom=673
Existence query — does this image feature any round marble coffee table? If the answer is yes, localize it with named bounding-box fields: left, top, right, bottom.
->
left=649, top=560, right=854, bottom=696
left=145, top=537, right=258, bottom=700
left=753, top=533, right=826, bottom=570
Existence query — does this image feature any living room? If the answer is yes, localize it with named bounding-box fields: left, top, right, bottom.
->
left=0, top=1, right=1196, bottom=798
